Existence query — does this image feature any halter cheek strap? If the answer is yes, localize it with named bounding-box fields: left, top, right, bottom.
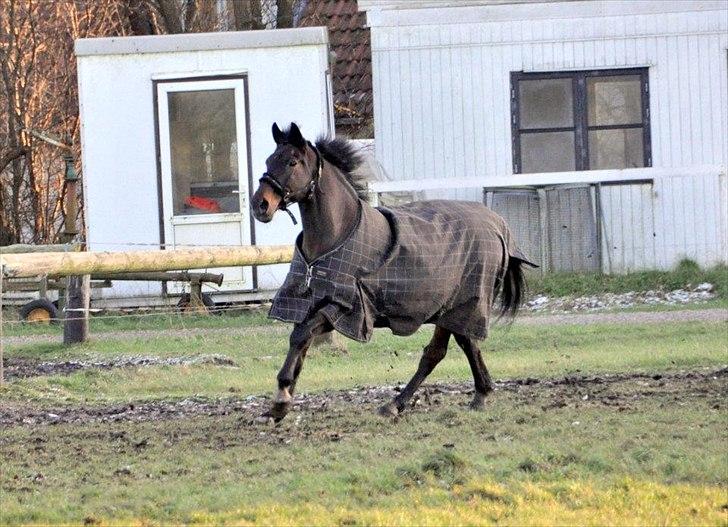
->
left=258, top=144, right=323, bottom=225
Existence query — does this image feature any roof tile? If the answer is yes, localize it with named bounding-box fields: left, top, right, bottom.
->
left=299, top=0, right=373, bottom=132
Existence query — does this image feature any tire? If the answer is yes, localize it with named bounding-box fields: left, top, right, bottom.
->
left=176, top=293, right=217, bottom=314
left=19, top=299, right=60, bottom=325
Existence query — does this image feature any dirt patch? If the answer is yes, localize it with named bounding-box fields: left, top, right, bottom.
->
left=2, top=354, right=236, bottom=380
left=2, top=367, right=725, bottom=428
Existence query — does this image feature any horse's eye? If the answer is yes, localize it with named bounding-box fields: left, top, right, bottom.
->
left=288, top=159, right=297, bottom=167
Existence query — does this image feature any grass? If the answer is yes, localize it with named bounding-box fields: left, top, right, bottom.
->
left=0, top=307, right=269, bottom=337
left=1, top=361, right=726, bottom=525
left=3, top=321, right=726, bottom=405
left=1, top=289, right=727, bottom=524
left=528, top=260, right=728, bottom=299
left=3, top=260, right=726, bottom=337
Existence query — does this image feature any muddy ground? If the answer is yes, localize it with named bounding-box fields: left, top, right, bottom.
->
left=3, top=354, right=236, bottom=380
left=2, top=367, right=725, bottom=430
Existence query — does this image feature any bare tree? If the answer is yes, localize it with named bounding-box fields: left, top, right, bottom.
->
left=147, top=0, right=300, bottom=34
left=232, top=0, right=264, bottom=31
left=0, top=0, right=130, bottom=245
left=0, top=0, right=302, bottom=246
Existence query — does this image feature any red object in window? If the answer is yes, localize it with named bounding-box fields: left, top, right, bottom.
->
left=185, top=195, right=221, bottom=213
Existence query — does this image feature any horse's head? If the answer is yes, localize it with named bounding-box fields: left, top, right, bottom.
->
left=252, top=122, right=320, bottom=223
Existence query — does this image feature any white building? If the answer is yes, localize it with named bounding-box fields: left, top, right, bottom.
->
left=75, top=28, right=333, bottom=306
left=361, top=0, right=728, bottom=272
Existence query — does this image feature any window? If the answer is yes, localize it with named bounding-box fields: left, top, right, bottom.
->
left=167, top=89, right=240, bottom=215
left=511, top=69, right=650, bottom=173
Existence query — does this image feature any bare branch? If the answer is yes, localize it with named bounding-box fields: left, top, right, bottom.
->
left=0, top=146, right=27, bottom=173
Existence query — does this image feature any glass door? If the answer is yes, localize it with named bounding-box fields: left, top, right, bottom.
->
left=156, top=77, right=253, bottom=292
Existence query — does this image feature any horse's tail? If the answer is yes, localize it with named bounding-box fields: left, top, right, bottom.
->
left=498, top=256, right=529, bottom=318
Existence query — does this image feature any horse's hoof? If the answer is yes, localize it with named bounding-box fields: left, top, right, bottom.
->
left=270, top=404, right=290, bottom=421
left=257, top=402, right=290, bottom=423
left=378, top=402, right=399, bottom=418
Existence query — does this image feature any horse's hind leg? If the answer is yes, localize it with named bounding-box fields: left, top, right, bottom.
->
left=379, top=326, right=451, bottom=417
left=453, top=334, right=495, bottom=411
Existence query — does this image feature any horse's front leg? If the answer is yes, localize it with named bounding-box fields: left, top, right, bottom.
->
left=260, top=312, right=331, bottom=422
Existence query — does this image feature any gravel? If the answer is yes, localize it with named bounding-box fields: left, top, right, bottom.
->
left=525, top=283, right=717, bottom=314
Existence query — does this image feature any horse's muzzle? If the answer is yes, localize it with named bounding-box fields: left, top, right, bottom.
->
left=252, top=184, right=281, bottom=223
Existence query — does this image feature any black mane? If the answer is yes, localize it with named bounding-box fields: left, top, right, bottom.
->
left=315, top=136, right=369, bottom=200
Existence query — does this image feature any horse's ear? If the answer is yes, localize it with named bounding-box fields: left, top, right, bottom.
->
left=288, top=122, right=306, bottom=150
left=272, top=123, right=286, bottom=145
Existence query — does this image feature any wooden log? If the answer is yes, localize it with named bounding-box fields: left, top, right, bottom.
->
left=1, top=279, right=111, bottom=291
left=90, top=271, right=224, bottom=286
left=1, top=245, right=294, bottom=279
left=63, top=274, right=89, bottom=344
left=1, top=243, right=81, bottom=254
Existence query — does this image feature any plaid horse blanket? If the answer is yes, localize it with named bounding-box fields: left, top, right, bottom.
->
left=269, top=200, right=532, bottom=342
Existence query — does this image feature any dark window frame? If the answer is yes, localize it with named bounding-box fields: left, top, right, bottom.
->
left=510, top=68, right=651, bottom=174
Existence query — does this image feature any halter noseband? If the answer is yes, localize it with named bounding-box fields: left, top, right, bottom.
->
left=259, top=143, right=323, bottom=225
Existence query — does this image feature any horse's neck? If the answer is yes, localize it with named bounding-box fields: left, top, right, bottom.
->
left=299, top=162, right=361, bottom=260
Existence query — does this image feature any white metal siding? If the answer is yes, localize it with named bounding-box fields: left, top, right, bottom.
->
left=367, top=1, right=728, bottom=270
left=600, top=168, right=727, bottom=272
left=77, top=34, right=331, bottom=299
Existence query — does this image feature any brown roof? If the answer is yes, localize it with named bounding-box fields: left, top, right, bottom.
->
left=299, top=0, right=372, bottom=135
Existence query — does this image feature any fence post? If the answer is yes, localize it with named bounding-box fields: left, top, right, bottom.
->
left=1, top=257, right=4, bottom=385
left=61, top=154, right=89, bottom=344
left=63, top=274, right=89, bottom=345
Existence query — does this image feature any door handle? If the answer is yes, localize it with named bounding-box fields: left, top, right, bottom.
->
left=232, top=190, right=246, bottom=206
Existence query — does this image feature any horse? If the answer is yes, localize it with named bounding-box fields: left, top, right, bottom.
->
left=252, top=122, right=536, bottom=422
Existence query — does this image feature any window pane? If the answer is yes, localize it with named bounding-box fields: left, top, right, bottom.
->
left=168, top=89, right=239, bottom=215
left=521, top=131, right=575, bottom=173
left=587, top=75, right=642, bottom=126
left=519, top=78, right=574, bottom=129
left=588, top=128, right=644, bottom=169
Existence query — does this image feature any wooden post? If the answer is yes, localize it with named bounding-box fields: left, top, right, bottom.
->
left=89, top=271, right=223, bottom=286
left=61, top=154, right=89, bottom=344
left=188, top=278, right=207, bottom=313
left=1, top=258, right=4, bottom=386
left=0, top=245, right=294, bottom=278
left=63, top=274, right=90, bottom=345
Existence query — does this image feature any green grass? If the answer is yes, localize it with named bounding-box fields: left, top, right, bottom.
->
left=1, top=314, right=727, bottom=525
left=1, top=366, right=726, bottom=525
left=528, top=260, right=728, bottom=299
left=0, top=307, right=269, bottom=337
left=3, top=321, right=726, bottom=405
left=3, top=260, right=726, bottom=338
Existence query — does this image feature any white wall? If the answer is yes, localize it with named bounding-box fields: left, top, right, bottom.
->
left=599, top=166, right=727, bottom=272
left=76, top=29, right=331, bottom=299
left=364, top=0, right=728, bottom=270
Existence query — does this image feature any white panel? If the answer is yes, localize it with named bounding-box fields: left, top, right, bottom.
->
left=720, top=172, right=728, bottom=263
left=77, top=40, right=330, bottom=299
left=368, top=2, right=727, bottom=271
left=171, top=221, right=245, bottom=292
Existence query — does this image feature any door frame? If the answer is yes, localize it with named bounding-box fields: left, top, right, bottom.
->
left=152, top=73, right=255, bottom=292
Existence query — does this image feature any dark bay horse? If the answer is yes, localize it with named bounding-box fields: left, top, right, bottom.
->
left=252, top=123, right=535, bottom=421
